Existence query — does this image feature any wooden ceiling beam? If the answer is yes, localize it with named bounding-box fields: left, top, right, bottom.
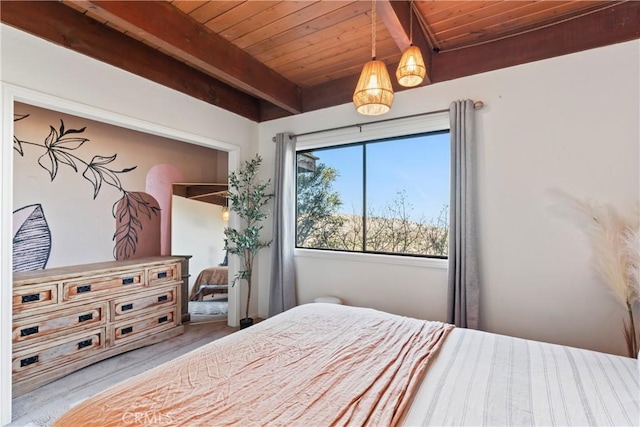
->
left=431, top=1, right=640, bottom=83
left=68, top=0, right=303, bottom=114
left=185, top=185, right=228, bottom=199
left=0, top=0, right=260, bottom=121
left=189, top=192, right=226, bottom=200
left=302, top=73, right=359, bottom=115
left=299, top=1, right=639, bottom=117
left=173, top=184, right=227, bottom=197
left=3, top=1, right=637, bottom=122
left=195, top=195, right=226, bottom=207
left=172, top=184, right=227, bottom=206
left=377, top=0, right=410, bottom=51
left=260, top=100, right=292, bottom=122
left=378, top=0, right=433, bottom=85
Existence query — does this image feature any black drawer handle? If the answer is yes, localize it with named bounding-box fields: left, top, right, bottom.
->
left=78, top=313, right=93, bottom=322
left=21, top=294, right=40, bottom=303
left=157, top=271, right=168, bottom=279
left=121, top=303, right=133, bottom=311
left=77, top=285, right=92, bottom=293
left=20, top=355, right=38, bottom=367
left=121, top=326, right=133, bottom=335
left=77, top=339, right=93, bottom=349
left=157, top=295, right=168, bottom=302
left=122, top=277, right=134, bottom=285
left=158, top=316, right=168, bottom=324
left=20, top=326, right=39, bottom=337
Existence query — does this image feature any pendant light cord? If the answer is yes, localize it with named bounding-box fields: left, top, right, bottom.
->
left=409, top=0, right=413, bottom=45
left=371, top=0, right=376, bottom=60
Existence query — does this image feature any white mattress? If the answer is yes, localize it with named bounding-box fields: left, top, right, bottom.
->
left=403, top=327, right=640, bottom=426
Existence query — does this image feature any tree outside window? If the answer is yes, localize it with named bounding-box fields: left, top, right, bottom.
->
left=296, top=131, right=449, bottom=258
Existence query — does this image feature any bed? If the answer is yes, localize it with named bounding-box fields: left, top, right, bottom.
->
left=53, top=304, right=639, bottom=426
left=188, top=266, right=228, bottom=301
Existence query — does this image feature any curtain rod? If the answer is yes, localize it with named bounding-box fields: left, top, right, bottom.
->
left=273, top=100, right=484, bottom=141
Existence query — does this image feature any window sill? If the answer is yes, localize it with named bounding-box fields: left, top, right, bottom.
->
left=294, top=248, right=448, bottom=270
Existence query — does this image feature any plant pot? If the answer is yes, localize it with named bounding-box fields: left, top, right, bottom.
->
left=240, top=317, right=253, bottom=329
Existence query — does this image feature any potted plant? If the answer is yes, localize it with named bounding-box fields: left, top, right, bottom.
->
left=224, top=155, right=273, bottom=329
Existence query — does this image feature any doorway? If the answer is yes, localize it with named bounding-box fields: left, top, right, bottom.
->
left=171, top=183, right=230, bottom=323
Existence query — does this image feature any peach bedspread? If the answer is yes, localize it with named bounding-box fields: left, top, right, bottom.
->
left=54, top=304, right=453, bottom=426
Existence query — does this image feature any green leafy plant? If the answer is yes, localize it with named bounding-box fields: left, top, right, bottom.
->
left=224, top=155, right=274, bottom=323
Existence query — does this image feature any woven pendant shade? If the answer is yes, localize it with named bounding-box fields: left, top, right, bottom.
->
left=353, top=60, right=394, bottom=116
left=353, top=0, right=393, bottom=116
left=396, top=45, right=426, bottom=87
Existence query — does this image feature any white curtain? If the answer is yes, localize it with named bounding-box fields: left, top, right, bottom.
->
left=269, top=132, right=297, bottom=316
left=447, top=100, right=480, bottom=329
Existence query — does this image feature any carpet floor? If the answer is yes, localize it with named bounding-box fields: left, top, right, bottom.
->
left=10, top=321, right=236, bottom=426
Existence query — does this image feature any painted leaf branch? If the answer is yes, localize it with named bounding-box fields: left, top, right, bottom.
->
left=14, top=115, right=157, bottom=259
left=112, top=191, right=160, bottom=260
left=37, top=120, right=89, bottom=181
left=83, top=154, right=137, bottom=199
left=13, top=113, right=30, bottom=155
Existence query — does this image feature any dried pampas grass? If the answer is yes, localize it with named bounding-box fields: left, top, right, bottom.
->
left=625, top=228, right=640, bottom=298
left=550, top=190, right=639, bottom=357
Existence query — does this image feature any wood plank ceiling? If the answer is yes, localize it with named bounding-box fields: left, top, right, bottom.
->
left=172, top=183, right=228, bottom=206
left=1, top=1, right=639, bottom=122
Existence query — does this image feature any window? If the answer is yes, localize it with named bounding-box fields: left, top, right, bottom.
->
left=296, top=130, right=450, bottom=258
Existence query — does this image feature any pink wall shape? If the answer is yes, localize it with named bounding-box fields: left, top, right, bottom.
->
left=146, top=164, right=183, bottom=255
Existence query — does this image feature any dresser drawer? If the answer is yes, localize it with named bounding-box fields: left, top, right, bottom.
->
left=12, top=328, right=105, bottom=380
left=111, top=286, right=177, bottom=320
left=63, top=270, right=144, bottom=301
left=111, top=308, right=177, bottom=346
left=13, top=284, right=58, bottom=314
left=13, top=302, right=107, bottom=348
left=148, top=263, right=179, bottom=286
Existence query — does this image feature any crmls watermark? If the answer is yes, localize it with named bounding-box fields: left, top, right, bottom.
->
left=121, top=411, right=174, bottom=425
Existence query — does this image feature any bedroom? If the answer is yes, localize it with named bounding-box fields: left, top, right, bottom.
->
left=1, top=1, right=639, bottom=425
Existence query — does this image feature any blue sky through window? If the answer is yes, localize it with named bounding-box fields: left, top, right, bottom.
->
left=308, top=132, right=449, bottom=223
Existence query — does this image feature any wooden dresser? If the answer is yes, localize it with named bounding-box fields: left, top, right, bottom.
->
left=12, top=256, right=184, bottom=396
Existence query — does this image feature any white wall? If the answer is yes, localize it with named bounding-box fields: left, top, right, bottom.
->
left=1, top=20, right=638, bottom=426
left=171, top=195, right=227, bottom=290
left=1, top=24, right=257, bottom=425
left=258, top=40, right=640, bottom=358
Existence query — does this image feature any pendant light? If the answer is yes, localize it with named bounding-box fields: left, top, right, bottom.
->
left=396, top=0, right=426, bottom=87
left=353, top=0, right=394, bottom=116
left=221, top=193, right=229, bottom=221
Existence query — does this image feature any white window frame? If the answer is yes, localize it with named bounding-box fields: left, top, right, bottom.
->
left=294, top=111, right=450, bottom=269
left=295, top=112, right=449, bottom=151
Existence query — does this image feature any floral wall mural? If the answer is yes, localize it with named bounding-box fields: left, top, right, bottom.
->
left=12, top=204, right=51, bottom=272
left=14, top=113, right=159, bottom=262
left=13, top=102, right=225, bottom=270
